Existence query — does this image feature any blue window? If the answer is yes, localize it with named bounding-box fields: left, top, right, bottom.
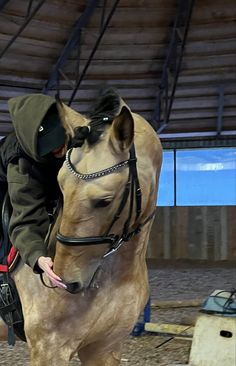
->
left=157, top=148, right=236, bottom=206
left=157, top=150, right=174, bottom=206
left=176, top=148, right=236, bottom=206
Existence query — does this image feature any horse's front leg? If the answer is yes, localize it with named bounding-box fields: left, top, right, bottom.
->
left=78, top=343, right=122, bottom=366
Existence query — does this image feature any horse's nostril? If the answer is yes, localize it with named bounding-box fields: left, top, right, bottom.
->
left=66, top=282, right=82, bottom=294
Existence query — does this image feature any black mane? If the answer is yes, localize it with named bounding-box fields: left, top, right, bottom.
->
left=88, top=87, right=121, bottom=127
left=71, top=87, right=121, bottom=148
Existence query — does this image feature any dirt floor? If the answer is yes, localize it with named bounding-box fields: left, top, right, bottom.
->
left=0, top=261, right=235, bottom=365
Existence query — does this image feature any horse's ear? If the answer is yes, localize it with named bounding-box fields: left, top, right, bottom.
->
left=57, top=102, right=87, bottom=136
left=110, top=106, right=134, bottom=152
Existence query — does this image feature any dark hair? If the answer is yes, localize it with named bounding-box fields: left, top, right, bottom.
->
left=70, top=87, right=121, bottom=148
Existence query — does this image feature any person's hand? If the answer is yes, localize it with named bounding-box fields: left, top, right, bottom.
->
left=38, top=256, right=67, bottom=289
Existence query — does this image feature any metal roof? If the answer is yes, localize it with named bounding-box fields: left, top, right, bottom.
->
left=0, top=0, right=235, bottom=146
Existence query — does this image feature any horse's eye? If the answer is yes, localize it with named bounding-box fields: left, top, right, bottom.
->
left=94, top=199, right=112, bottom=208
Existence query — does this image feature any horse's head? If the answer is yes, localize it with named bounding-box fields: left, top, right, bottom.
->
left=53, top=89, right=162, bottom=293
left=54, top=91, right=142, bottom=292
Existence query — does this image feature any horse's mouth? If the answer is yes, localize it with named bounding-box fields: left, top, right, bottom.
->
left=63, top=265, right=102, bottom=294
left=65, top=281, right=82, bottom=294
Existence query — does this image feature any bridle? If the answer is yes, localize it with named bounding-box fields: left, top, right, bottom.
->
left=56, top=144, right=155, bottom=258
left=40, top=143, right=155, bottom=293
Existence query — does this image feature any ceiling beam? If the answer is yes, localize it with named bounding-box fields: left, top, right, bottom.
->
left=43, top=0, right=120, bottom=99
left=161, top=137, right=236, bottom=149
left=0, top=0, right=46, bottom=59
left=159, top=131, right=236, bottom=139
left=0, top=0, right=10, bottom=11
left=42, top=0, right=100, bottom=94
left=68, top=0, right=120, bottom=105
left=151, top=0, right=195, bottom=132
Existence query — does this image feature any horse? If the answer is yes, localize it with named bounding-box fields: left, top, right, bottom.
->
left=13, top=88, right=162, bottom=365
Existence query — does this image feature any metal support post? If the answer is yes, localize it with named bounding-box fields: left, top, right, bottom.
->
left=0, top=0, right=46, bottom=59
left=68, top=0, right=120, bottom=105
left=43, top=0, right=119, bottom=101
left=42, top=0, right=100, bottom=93
left=152, top=0, right=195, bottom=132
left=0, top=0, right=10, bottom=11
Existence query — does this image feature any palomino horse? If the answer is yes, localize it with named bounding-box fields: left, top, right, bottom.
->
left=13, top=89, right=162, bottom=365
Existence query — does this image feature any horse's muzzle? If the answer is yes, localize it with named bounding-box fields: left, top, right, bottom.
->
left=65, top=281, right=82, bottom=294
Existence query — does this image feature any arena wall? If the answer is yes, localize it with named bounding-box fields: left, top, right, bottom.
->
left=148, top=206, right=236, bottom=261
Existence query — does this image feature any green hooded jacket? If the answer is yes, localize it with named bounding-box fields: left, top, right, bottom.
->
left=6, top=94, right=64, bottom=272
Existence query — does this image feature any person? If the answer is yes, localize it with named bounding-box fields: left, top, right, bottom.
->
left=0, top=93, right=68, bottom=289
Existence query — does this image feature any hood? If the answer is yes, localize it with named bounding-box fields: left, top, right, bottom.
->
left=8, top=93, right=57, bottom=162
